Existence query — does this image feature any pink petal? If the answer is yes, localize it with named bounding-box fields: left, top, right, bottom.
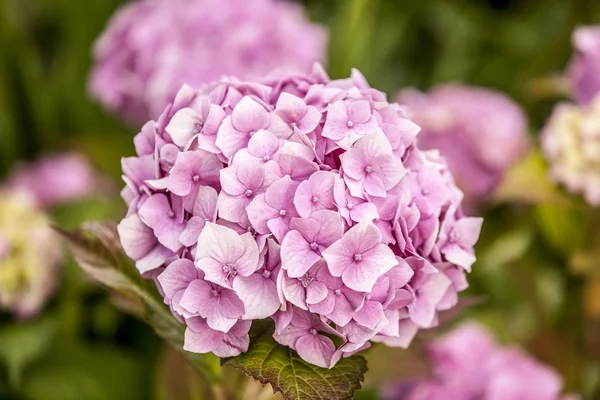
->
left=192, top=185, right=218, bottom=219
left=231, top=96, right=270, bottom=133
left=118, top=214, right=157, bottom=260
left=157, top=259, right=198, bottom=299
left=196, top=222, right=244, bottom=265
left=246, top=194, right=277, bottom=234
left=215, top=117, right=247, bottom=158
left=165, top=108, right=200, bottom=147
left=180, top=279, right=213, bottom=315
left=218, top=289, right=245, bottom=319
left=136, top=245, right=173, bottom=274
left=295, top=334, right=336, bottom=368
left=235, top=232, right=260, bottom=276
left=280, top=230, right=322, bottom=278
left=347, top=100, right=372, bottom=124
left=306, top=281, right=328, bottom=305
left=233, top=273, right=279, bottom=319
left=353, top=301, right=385, bottom=330
left=217, top=192, right=250, bottom=224
left=247, top=129, right=280, bottom=158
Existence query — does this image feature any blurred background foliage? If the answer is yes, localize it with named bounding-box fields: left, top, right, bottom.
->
left=2, top=0, right=600, bottom=399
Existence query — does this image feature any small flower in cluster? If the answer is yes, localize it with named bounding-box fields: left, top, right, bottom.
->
left=567, top=26, right=600, bottom=105
left=118, top=64, right=483, bottom=367
left=382, top=322, right=572, bottom=400
left=89, top=0, right=327, bottom=124
left=396, top=85, right=528, bottom=210
left=8, top=153, right=96, bottom=208
left=0, top=191, right=63, bottom=319
left=541, top=96, right=600, bottom=205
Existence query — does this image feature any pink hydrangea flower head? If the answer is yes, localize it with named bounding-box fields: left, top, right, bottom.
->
left=383, top=322, right=571, bottom=400
left=89, top=0, right=328, bottom=124
left=396, top=84, right=528, bottom=209
left=567, top=26, right=600, bottom=105
left=118, top=65, right=482, bottom=367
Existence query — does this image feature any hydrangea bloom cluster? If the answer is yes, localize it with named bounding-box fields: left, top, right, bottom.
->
left=567, top=26, right=600, bottom=106
left=0, top=191, right=63, bottom=319
left=396, top=85, right=528, bottom=209
left=90, top=0, right=327, bottom=124
left=541, top=97, right=600, bottom=205
left=118, top=64, right=483, bottom=367
left=8, top=153, right=96, bottom=208
left=382, top=322, right=571, bottom=400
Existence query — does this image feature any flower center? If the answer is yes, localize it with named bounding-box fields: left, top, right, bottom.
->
left=279, top=209, right=286, bottom=217
left=211, top=289, right=219, bottom=297
left=168, top=211, right=175, bottom=218
left=222, top=263, right=238, bottom=278
left=309, top=328, right=317, bottom=335
left=346, top=120, right=354, bottom=128
left=193, top=122, right=203, bottom=134
left=421, top=188, right=430, bottom=196
left=334, top=289, right=341, bottom=296
left=366, top=294, right=372, bottom=300
left=262, top=270, right=272, bottom=278
left=298, top=274, right=313, bottom=288
left=262, top=155, right=270, bottom=162
left=192, top=175, right=200, bottom=182
left=309, top=242, right=319, bottom=251
left=353, top=253, right=362, bottom=262
left=347, top=202, right=353, bottom=210
left=245, top=189, right=254, bottom=197
left=311, top=196, right=319, bottom=204
left=364, top=165, right=373, bottom=174
left=248, top=130, right=256, bottom=136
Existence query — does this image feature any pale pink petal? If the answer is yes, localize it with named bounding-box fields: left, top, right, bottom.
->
left=295, top=334, right=336, bottom=368
left=233, top=273, right=279, bottom=319
left=231, top=96, right=270, bottom=133
left=157, top=259, right=197, bottom=299
left=281, top=230, right=322, bottom=278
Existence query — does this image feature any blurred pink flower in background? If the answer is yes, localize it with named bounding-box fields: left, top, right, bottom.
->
left=89, top=0, right=327, bottom=124
left=382, top=322, right=570, bottom=400
left=567, top=26, right=600, bottom=105
left=8, top=153, right=96, bottom=208
left=396, top=84, right=529, bottom=209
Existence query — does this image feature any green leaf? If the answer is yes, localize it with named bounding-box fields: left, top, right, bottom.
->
left=222, top=321, right=368, bottom=400
left=0, top=315, right=55, bottom=386
left=55, top=221, right=221, bottom=383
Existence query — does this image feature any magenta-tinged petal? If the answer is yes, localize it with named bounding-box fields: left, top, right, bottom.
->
left=305, top=281, right=328, bottom=305
left=157, top=259, right=198, bottom=299
left=179, top=279, right=213, bottom=315
left=179, top=216, right=205, bottom=247
left=196, top=222, right=244, bottom=265
left=235, top=232, right=261, bottom=276
left=246, top=194, right=278, bottom=234
left=117, top=214, right=157, bottom=260
left=136, top=245, right=173, bottom=274
left=247, top=129, right=280, bottom=159
left=231, top=96, right=270, bottom=133
left=166, top=107, right=201, bottom=147
left=218, top=289, right=245, bottom=319
left=233, top=273, right=279, bottom=319
left=215, top=117, right=247, bottom=158
left=138, top=194, right=184, bottom=252
left=353, top=301, right=385, bottom=330
left=281, top=230, right=321, bottom=278
left=184, top=318, right=221, bottom=354
left=347, top=100, right=372, bottom=124
left=295, top=334, right=336, bottom=368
